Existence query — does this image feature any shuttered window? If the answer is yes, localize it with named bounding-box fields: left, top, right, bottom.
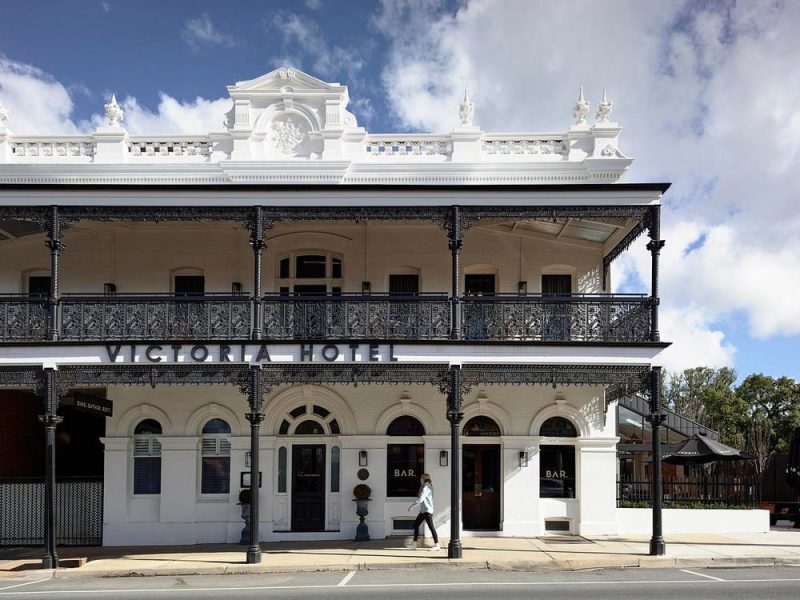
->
left=133, top=419, right=162, bottom=495
left=201, top=418, right=231, bottom=494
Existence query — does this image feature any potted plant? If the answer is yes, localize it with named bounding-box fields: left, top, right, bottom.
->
left=238, top=488, right=252, bottom=545
left=353, top=484, right=372, bottom=541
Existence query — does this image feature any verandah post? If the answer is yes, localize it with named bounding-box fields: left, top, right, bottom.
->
left=45, top=206, right=64, bottom=341
left=646, top=205, right=665, bottom=342
left=245, top=365, right=264, bottom=564
left=448, top=206, right=462, bottom=340
left=39, top=367, right=62, bottom=568
left=446, top=365, right=464, bottom=558
left=647, top=366, right=666, bottom=556
left=250, top=206, right=265, bottom=340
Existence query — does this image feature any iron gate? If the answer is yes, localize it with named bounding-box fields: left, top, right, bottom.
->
left=0, top=477, right=103, bottom=546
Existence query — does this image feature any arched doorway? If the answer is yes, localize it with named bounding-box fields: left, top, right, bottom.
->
left=462, top=416, right=502, bottom=530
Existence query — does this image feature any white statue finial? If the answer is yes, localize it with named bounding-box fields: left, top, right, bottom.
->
left=0, top=101, right=8, bottom=123
left=573, top=86, right=590, bottom=125
left=596, top=89, right=613, bottom=123
left=104, top=94, right=124, bottom=126
left=458, top=88, right=474, bottom=127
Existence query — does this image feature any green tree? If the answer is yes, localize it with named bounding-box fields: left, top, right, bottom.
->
left=664, top=367, right=747, bottom=445
left=735, top=374, right=800, bottom=454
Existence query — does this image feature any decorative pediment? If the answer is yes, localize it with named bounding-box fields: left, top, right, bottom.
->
left=227, top=67, right=347, bottom=96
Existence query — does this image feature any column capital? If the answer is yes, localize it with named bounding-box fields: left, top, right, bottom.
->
left=646, top=239, right=665, bottom=252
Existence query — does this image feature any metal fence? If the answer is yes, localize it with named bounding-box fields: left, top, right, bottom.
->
left=617, top=477, right=758, bottom=508
left=462, top=294, right=653, bottom=342
left=262, top=294, right=451, bottom=340
left=0, top=478, right=103, bottom=546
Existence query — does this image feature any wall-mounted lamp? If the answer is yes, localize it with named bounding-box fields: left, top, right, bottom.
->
left=358, top=450, right=368, bottom=466
left=519, top=451, right=529, bottom=468
left=439, top=450, right=449, bottom=467
left=104, top=282, right=117, bottom=296
left=362, top=281, right=371, bottom=294
left=517, top=280, right=528, bottom=295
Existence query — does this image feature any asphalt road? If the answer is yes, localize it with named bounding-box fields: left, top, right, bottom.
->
left=1, top=566, right=800, bottom=599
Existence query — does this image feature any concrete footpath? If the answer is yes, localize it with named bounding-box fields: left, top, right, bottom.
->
left=2, top=530, right=800, bottom=579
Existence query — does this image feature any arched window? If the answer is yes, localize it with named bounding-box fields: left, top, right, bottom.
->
left=539, top=416, right=578, bottom=437
left=463, top=416, right=501, bottom=437
left=133, top=419, right=162, bottom=495
left=201, top=418, right=231, bottom=494
left=386, top=415, right=425, bottom=436
left=539, top=417, right=577, bottom=500
left=278, top=405, right=339, bottom=436
left=294, top=419, right=325, bottom=435
left=386, top=415, right=425, bottom=498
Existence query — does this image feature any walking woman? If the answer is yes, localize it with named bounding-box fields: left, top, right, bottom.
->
left=406, top=473, right=440, bottom=551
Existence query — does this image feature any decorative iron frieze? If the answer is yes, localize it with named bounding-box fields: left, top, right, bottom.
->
left=0, top=298, right=48, bottom=341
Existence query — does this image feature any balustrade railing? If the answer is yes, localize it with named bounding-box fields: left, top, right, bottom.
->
left=0, top=293, right=655, bottom=343
left=462, top=294, right=653, bottom=342
left=0, top=295, right=49, bottom=341
left=60, top=294, right=252, bottom=340
left=261, top=294, right=451, bottom=340
left=617, top=477, right=758, bottom=508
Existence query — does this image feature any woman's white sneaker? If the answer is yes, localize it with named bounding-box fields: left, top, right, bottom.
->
left=404, top=540, right=417, bottom=549
left=429, top=544, right=441, bottom=551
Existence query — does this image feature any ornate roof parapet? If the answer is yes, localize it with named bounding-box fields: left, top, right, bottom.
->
left=0, top=69, right=633, bottom=184
left=93, top=94, right=129, bottom=164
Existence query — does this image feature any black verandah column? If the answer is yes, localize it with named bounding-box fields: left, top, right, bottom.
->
left=646, top=366, right=666, bottom=556
left=647, top=206, right=665, bottom=342
left=448, top=206, right=462, bottom=340
left=245, top=365, right=264, bottom=564
left=39, top=367, right=62, bottom=568
left=446, top=365, right=464, bottom=558
left=250, top=207, right=265, bottom=340
left=45, top=206, right=64, bottom=341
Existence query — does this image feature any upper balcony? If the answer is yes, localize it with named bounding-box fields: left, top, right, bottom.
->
left=0, top=292, right=653, bottom=344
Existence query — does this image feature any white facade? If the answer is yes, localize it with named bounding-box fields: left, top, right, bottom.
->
left=0, top=68, right=669, bottom=547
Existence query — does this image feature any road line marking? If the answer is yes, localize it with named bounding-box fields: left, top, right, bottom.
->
left=337, top=571, right=356, bottom=586
left=0, top=580, right=49, bottom=592
left=680, top=569, right=726, bottom=582
left=6, top=577, right=800, bottom=595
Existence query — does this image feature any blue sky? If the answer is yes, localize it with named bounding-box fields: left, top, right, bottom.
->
left=1, top=0, right=798, bottom=382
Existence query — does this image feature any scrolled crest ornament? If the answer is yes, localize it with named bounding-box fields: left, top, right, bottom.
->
left=270, top=116, right=305, bottom=154
left=572, top=86, right=590, bottom=126
left=104, top=94, right=124, bottom=126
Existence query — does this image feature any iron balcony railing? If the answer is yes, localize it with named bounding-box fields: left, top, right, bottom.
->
left=261, top=293, right=451, bottom=340
left=60, top=294, right=252, bottom=340
left=0, top=293, right=654, bottom=342
left=462, top=293, right=653, bottom=342
left=0, top=294, right=49, bottom=341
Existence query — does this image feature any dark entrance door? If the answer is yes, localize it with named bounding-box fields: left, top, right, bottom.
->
left=462, top=444, right=501, bottom=530
left=291, top=444, right=326, bottom=531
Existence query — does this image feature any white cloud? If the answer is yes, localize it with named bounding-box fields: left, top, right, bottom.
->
left=182, top=14, right=236, bottom=51
left=269, top=11, right=365, bottom=83
left=0, top=57, right=229, bottom=135
left=119, top=94, right=231, bottom=134
left=305, top=0, right=323, bottom=9
left=374, top=0, right=800, bottom=370
left=100, top=1, right=111, bottom=13
left=0, top=57, right=83, bottom=134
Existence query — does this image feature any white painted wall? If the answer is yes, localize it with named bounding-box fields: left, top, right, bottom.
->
left=617, top=508, right=770, bottom=535
left=0, top=221, right=605, bottom=296
left=97, top=381, right=613, bottom=545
